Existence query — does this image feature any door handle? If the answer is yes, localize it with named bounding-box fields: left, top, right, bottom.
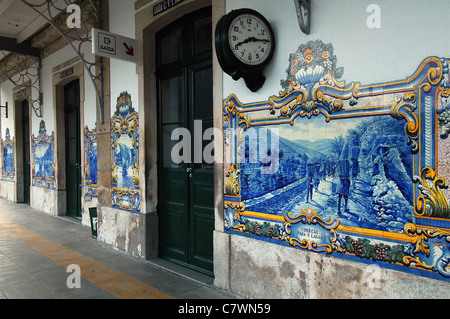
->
left=186, top=167, right=193, bottom=173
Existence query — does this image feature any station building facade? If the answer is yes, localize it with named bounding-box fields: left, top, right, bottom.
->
left=0, top=0, right=449, bottom=298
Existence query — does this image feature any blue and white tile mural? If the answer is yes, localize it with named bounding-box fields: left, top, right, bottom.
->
left=84, top=126, right=97, bottom=197
left=2, top=128, right=15, bottom=182
left=223, top=40, right=450, bottom=281
left=32, top=120, right=56, bottom=189
left=111, top=92, right=140, bottom=213
left=240, top=116, right=414, bottom=233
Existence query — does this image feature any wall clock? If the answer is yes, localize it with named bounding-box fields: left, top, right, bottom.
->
left=215, top=8, right=276, bottom=92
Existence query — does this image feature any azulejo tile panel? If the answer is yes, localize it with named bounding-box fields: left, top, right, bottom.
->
left=84, top=126, right=97, bottom=198
left=111, top=92, right=140, bottom=213
left=223, top=39, right=450, bottom=281
left=2, top=128, right=15, bottom=182
left=32, top=120, right=56, bottom=189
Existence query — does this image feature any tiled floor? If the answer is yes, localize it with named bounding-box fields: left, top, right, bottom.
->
left=0, top=199, right=238, bottom=300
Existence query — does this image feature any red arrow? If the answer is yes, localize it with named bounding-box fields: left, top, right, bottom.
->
left=123, top=42, right=134, bottom=56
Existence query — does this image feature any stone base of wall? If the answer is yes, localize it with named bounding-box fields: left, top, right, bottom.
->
left=0, top=182, right=16, bottom=202
left=31, top=187, right=64, bottom=216
left=97, top=205, right=158, bottom=259
left=213, top=231, right=450, bottom=299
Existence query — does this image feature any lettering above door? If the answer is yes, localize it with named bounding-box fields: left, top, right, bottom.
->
left=153, top=0, right=186, bottom=16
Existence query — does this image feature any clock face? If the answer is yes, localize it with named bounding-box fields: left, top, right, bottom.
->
left=227, top=14, right=273, bottom=66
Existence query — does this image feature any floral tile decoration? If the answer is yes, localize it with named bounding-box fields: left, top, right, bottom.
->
left=111, top=92, right=140, bottom=213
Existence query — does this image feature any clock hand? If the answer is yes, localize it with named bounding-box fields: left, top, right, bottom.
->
left=235, top=37, right=270, bottom=47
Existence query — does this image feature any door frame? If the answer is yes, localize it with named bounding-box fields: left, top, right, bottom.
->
left=13, top=87, right=32, bottom=204
left=21, top=99, right=31, bottom=205
left=138, top=0, right=226, bottom=277
left=52, top=59, right=85, bottom=217
left=64, top=79, right=82, bottom=218
left=155, top=6, right=214, bottom=275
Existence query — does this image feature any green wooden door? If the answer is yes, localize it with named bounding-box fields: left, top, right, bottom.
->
left=156, top=8, right=214, bottom=275
left=64, top=80, right=82, bottom=218
left=22, top=100, right=30, bottom=205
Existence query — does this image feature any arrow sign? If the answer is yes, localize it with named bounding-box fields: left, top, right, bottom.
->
left=92, top=28, right=139, bottom=64
left=123, top=42, right=134, bottom=56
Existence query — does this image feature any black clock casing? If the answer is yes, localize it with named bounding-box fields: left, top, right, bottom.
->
left=215, top=8, right=276, bottom=92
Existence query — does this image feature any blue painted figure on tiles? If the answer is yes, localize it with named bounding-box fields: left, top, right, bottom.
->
left=337, top=158, right=350, bottom=214
left=2, top=128, right=15, bottom=181
left=3, top=146, right=13, bottom=174
left=35, top=145, right=53, bottom=178
left=115, top=142, right=133, bottom=177
left=306, top=163, right=314, bottom=203
left=84, top=126, right=98, bottom=197
left=89, top=143, right=97, bottom=184
left=111, top=91, right=140, bottom=213
left=32, top=120, right=56, bottom=189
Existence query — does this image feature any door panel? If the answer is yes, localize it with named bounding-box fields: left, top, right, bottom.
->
left=188, top=62, right=214, bottom=272
left=159, top=27, right=183, bottom=66
left=157, top=7, right=214, bottom=275
left=159, top=170, right=189, bottom=261
left=193, top=15, right=212, bottom=55
left=161, top=75, right=184, bottom=124
left=22, top=100, right=30, bottom=205
left=64, top=80, right=81, bottom=218
left=190, top=179, right=214, bottom=271
left=193, top=67, right=213, bottom=120
left=158, top=69, right=189, bottom=262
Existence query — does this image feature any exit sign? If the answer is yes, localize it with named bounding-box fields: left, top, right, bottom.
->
left=92, top=28, right=140, bottom=64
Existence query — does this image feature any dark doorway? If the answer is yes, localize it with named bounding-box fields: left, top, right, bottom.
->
left=64, top=80, right=82, bottom=219
left=22, top=100, right=30, bottom=205
left=156, top=7, right=214, bottom=275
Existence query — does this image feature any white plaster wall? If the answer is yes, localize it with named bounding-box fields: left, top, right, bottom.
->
left=0, top=79, right=17, bottom=139
left=82, top=44, right=98, bottom=130
left=39, top=45, right=73, bottom=135
left=224, top=0, right=450, bottom=103
left=39, top=42, right=97, bottom=133
left=109, top=0, right=139, bottom=113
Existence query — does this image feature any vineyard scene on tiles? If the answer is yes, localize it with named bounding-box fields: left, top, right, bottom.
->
left=223, top=40, right=450, bottom=280
left=240, top=115, right=414, bottom=233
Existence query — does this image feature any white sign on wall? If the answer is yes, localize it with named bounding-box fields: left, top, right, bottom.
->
left=92, top=28, right=139, bottom=64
